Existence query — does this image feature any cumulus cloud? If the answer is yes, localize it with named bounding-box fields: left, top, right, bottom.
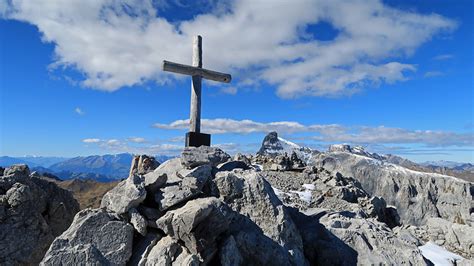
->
left=81, top=137, right=183, bottom=155
left=219, top=86, right=238, bottom=95
left=74, top=107, right=85, bottom=115
left=127, top=137, right=147, bottom=143
left=154, top=118, right=473, bottom=147
left=168, top=136, right=185, bottom=143
left=154, top=118, right=310, bottom=134
left=2, top=0, right=456, bottom=98
left=82, top=138, right=101, bottom=143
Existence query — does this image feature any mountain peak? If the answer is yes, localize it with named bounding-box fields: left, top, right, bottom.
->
left=257, top=132, right=316, bottom=163
left=258, top=131, right=304, bottom=155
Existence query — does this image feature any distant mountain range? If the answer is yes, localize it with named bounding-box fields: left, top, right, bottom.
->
left=0, top=156, right=68, bottom=168
left=257, top=132, right=474, bottom=183
left=421, top=160, right=474, bottom=171
left=0, top=154, right=175, bottom=181
left=2, top=142, right=472, bottom=183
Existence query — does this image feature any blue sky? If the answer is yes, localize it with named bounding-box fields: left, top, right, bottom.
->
left=0, top=0, right=473, bottom=162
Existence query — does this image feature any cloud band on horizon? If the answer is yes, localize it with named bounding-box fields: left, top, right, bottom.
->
left=153, top=118, right=474, bottom=147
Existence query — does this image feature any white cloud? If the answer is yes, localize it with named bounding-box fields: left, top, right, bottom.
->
left=313, top=126, right=473, bottom=147
left=81, top=137, right=183, bottom=155
left=2, top=0, right=457, bottom=98
left=154, top=118, right=473, bottom=147
left=219, top=86, right=237, bottom=95
left=127, top=137, right=147, bottom=143
left=82, top=138, right=101, bottom=143
left=106, top=139, right=120, bottom=145
left=154, top=118, right=310, bottom=134
left=168, top=136, right=185, bottom=143
left=74, top=107, right=85, bottom=115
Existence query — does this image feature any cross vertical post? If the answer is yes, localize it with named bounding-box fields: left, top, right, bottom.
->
left=190, top=35, right=202, bottom=133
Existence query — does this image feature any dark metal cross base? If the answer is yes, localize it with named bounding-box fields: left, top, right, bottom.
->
left=185, top=132, right=211, bottom=147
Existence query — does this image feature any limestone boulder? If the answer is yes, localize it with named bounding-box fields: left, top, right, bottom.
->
left=144, top=236, right=199, bottom=266
left=156, top=197, right=230, bottom=262
left=290, top=208, right=426, bottom=265
left=319, top=211, right=426, bottom=265
left=129, top=155, right=160, bottom=177
left=101, top=174, right=146, bottom=214
left=233, top=153, right=252, bottom=165
left=181, top=146, right=230, bottom=169
left=129, top=208, right=148, bottom=236
left=217, top=160, right=251, bottom=172
left=154, top=164, right=212, bottom=211
left=41, top=208, right=134, bottom=265
left=143, top=158, right=183, bottom=193
left=3, top=164, right=30, bottom=177
left=423, top=218, right=474, bottom=259
left=0, top=166, right=79, bottom=265
left=211, top=170, right=307, bottom=266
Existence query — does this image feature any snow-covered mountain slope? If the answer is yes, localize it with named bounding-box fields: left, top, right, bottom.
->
left=310, top=144, right=473, bottom=227
left=257, top=131, right=318, bottom=163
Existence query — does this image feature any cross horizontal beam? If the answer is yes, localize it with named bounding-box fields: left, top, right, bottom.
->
left=162, top=60, right=231, bottom=83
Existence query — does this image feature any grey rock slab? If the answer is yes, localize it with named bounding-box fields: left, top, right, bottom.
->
left=0, top=169, right=79, bottom=265
left=217, top=160, right=251, bottom=172
left=181, top=146, right=230, bottom=169
left=3, top=164, right=30, bottom=177
left=154, top=164, right=212, bottom=211
left=143, top=171, right=168, bottom=192
left=212, top=170, right=307, bottom=266
left=143, top=158, right=184, bottom=193
left=177, top=163, right=212, bottom=183
left=144, top=236, right=200, bottom=266
left=144, top=236, right=180, bottom=266
left=233, top=153, right=252, bottom=165
left=129, top=155, right=160, bottom=177
left=318, top=211, right=427, bottom=265
left=129, top=208, right=148, bottom=236
left=41, top=208, right=134, bottom=265
left=155, top=197, right=230, bottom=261
left=101, top=174, right=146, bottom=214
left=424, top=218, right=474, bottom=259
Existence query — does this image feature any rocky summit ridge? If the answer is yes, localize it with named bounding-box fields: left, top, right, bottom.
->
left=0, top=165, right=79, bottom=265
left=1, top=134, right=473, bottom=265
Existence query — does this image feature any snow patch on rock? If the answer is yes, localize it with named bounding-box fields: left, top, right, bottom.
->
left=419, top=242, right=465, bottom=265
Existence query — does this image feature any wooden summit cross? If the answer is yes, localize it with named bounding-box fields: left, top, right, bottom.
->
left=162, top=35, right=232, bottom=147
